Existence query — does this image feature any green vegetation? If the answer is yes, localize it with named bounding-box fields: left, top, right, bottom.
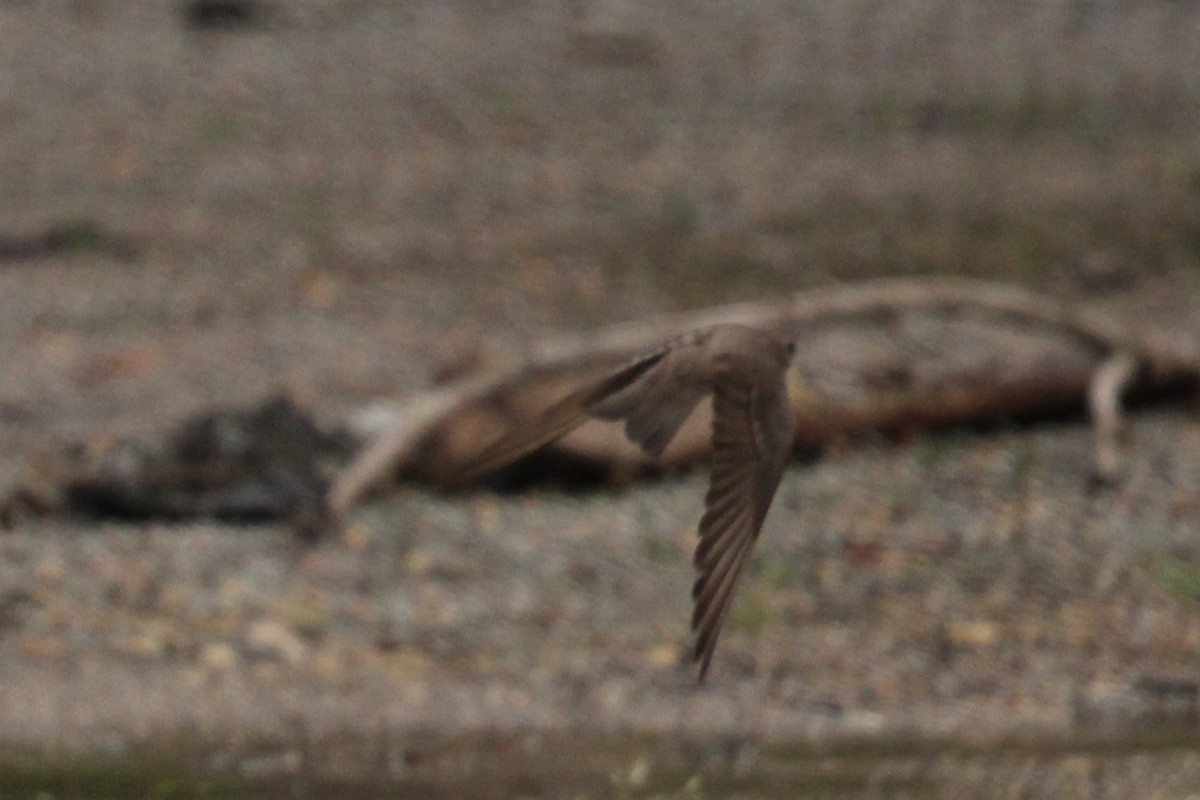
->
left=588, top=128, right=1200, bottom=310
left=858, top=88, right=1109, bottom=141
left=639, top=532, right=679, bottom=566
left=614, top=186, right=784, bottom=308
left=755, top=548, right=810, bottom=591
left=758, top=183, right=1200, bottom=285
left=291, top=185, right=337, bottom=269
left=44, top=219, right=115, bottom=256
left=727, top=589, right=773, bottom=638
left=1149, top=554, right=1200, bottom=604
left=0, top=758, right=237, bottom=800
left=7, top=724, right=1200, bottom=800
left=192, top=110, right=241, bottom=150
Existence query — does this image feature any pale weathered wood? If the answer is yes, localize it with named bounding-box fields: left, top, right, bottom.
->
left=1088, top=352, right=1137, bottom=485
left=327, top=278, right=1200, bottom=516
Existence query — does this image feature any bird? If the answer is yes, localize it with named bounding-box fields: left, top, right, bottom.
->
left=454, top=323, right=797, bottom=680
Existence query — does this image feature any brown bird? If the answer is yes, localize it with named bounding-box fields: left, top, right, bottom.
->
left=455, top=324, right=796, bottom=680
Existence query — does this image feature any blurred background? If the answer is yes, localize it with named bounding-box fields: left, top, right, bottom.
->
left=2, top=1, right=1200, bottom=797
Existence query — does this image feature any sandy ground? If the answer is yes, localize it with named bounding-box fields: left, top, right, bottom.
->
left=3, top=1, right=1200, bottom=796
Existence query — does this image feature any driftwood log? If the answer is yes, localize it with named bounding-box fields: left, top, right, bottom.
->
left=329, top=278, right=1200, bottom=516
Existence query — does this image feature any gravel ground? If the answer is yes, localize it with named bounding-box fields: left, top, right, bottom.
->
left=6, top=410, right=1200, bottom=739
left=3, top=1, right=1200, bottom=796
left=5, top=407, right=1200, bottom=795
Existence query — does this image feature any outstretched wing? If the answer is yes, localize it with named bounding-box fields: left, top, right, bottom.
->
left=690, top=372, right=793, bottom=680
left=589, top=336, right=713, bottom=457
left=452, top=329, right=714, bottom=486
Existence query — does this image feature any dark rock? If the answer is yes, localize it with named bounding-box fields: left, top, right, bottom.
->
left=182, top=0, right=271, bottom=32
left=64, top=395, right=356, bottom=533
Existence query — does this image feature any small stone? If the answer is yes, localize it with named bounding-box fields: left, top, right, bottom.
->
left=20, top=636, right=67, bottom=660
left=842, top=710, right=886, bottom=733
left=201, top=642, right=239, bottom=671
left=310, top=646, right=344, bottom=679
left=383, top=647, right=433, bottom=679
left=114, top=632, right=167, bottom=660
left=244, top=619, right=306, bottom=665
left=33, top=557, right=66, bottom=585
left=341, top=522, right=372, bottom=553
left=943, top=619, right=999, bottom=648
left=645, top=642, right=682, bottom=667
left=402, top=548, right=433, bottom=576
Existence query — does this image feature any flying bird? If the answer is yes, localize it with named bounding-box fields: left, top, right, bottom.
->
left=455, top=324, right=797, bottom=680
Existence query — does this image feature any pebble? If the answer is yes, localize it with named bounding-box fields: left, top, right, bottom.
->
left=20, top=635, right=68, bottom=660
left=113, top=632, right=167, bottom=660
left=201, top=641, right=240, bottom=671
left=943, top=619, right=1000, bottom=648
left=243, top=619, right=306, bottom=665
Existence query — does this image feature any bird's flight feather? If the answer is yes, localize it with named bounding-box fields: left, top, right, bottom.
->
left=691, top=377, right=793, bottom=680
left=453, top=324, right=795, bottom=680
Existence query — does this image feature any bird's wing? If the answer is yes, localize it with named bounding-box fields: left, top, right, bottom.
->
left=589, top=332, right=714, bottom=457
left=690, top=372, right=793, bottom=680
left=452, top=330, right=711, bottom=486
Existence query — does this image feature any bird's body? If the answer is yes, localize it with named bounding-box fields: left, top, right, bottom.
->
left=455, top=324, right=796, bottom=680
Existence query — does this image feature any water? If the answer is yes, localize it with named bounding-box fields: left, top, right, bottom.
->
left=5, top=725, right=1200, bottom=799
